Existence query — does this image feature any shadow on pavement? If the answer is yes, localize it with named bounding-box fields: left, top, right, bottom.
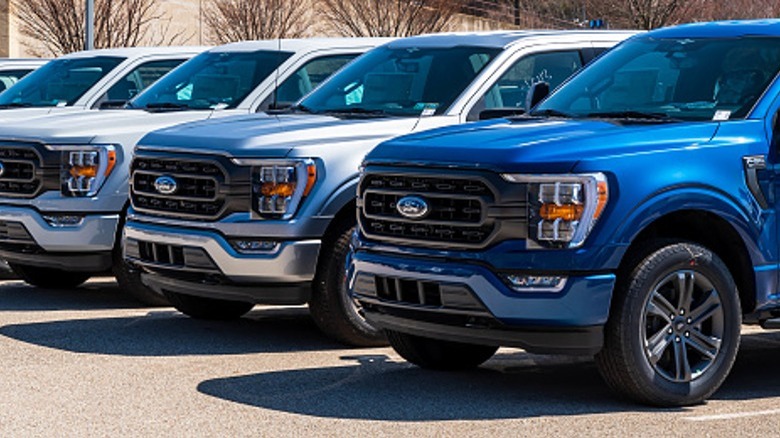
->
left=0, top=306, right=344, bottom=356
left=0, top=278, right=141, bottom=311
left=196, top=331, right=780, bottom=420
left=713, top=330, right=780, bottom=401
left=196, top=352, right=641, bottom=420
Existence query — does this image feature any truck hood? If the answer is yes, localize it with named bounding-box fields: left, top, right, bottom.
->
left=0, top=109, right=232, bottom=144
left=366, top=118, right=720, bottom=173
left=139, top=113, right=421, bottom=158
left=0, top=107, right=63, bottom=124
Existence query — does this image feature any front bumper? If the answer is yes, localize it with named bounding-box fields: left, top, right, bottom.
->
left=123, top=220, right=321, bottom=303
left=0, top=206, right=118, bottom=271
left=351, top=251, right=616, bottom=355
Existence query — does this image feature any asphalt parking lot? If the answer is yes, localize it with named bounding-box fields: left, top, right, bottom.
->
left=1, top=278, right=780, bottom=436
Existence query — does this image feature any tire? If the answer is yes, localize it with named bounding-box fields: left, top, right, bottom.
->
left=162, top=289, right=254, bottom=320
left=113, top=254, right=169, bottom=307
left=309, top=219, right=387, bottom=347
left=387, top=329, right=498, bottom=370
left=8, top=263, right=91, bottom=289
left=595, top=242, right=741, bottom=406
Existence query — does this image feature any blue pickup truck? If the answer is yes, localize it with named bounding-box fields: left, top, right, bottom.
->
left=351, top=20, right=780, bottom=406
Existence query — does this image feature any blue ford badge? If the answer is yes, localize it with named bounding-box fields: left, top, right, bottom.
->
left=396, top=196, right=429, bottom=219
left=0, top=161, right=4, bottom=178
left=154, top=175, right=178, bottom=195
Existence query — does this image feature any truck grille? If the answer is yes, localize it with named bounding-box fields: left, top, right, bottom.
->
left=0, top=147, right=42, bottom=197
left=130, top=154, right=249, bottom=220
left=359, top=169, right=528, bottom=249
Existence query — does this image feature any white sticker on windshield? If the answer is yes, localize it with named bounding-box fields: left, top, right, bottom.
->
left=713, top=110, right=731, bottom=121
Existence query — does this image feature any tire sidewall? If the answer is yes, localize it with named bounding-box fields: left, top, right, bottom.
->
left=329, top=225, right=382, bottom=337
left=622, top=244, right=741, bottom=404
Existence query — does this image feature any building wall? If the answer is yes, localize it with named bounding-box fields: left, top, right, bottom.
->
left=1, top=0, right=517, bottom=59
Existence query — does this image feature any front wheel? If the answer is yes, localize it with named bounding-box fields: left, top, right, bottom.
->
left=163, top=290, right=254, bottom=320
left=309, top=219, right=387, bottom=347
left=9, top=263, right=91, bottom=289
left=595, top=242, right=741, bottom=406
left=113, top=252, right=169, bottom=306
left=387, top=330, right=498, bottom=370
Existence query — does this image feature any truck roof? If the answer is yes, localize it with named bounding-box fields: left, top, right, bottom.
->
left=648, top=19, right=780, bottom=38
left=212, top=37, right=395, bottom=53
left=59, top=46, right=211, bottom=59
left=386, top=29, right=638, bottom=49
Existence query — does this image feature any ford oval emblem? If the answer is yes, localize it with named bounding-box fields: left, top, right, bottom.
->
left=396, top=196, right=429, bottom=220
left=154, top=175, right=178, bottom=195
left=0, top=162, right=4, bottom=178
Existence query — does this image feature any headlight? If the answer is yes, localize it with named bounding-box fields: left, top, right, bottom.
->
left=57, top=145, right=117, bottom=197
left=250, top=159, right=316, bottom=220
left=502, top=172, right=608, bottom=249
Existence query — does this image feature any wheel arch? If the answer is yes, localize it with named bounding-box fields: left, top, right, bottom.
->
left=617, top=208, right=758, bottom=314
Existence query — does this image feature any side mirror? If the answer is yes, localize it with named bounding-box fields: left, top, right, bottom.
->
left=478, top=108, right=526, bottom=120
left=525, top=81, right=550, bottom=111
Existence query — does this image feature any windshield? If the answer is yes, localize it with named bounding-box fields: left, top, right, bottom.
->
left=299, top=45, right=501, bottom=117
left=535, top=37, right=780, bottom=122
left=0, top=56, right=124, bottom=108
left=130, top=50, right=294, bottom=110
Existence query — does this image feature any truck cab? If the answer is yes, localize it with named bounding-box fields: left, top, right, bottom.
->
left=123, top=30, right=634, bottom=344
left=351, top=20, right=780, bottom=406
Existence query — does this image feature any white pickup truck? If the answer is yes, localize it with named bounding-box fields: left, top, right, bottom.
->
left=123, top=30, right=637, bottom=346
left=0, top=38, right=388, bottom=304
left=0, top=46, right=207, bottom=122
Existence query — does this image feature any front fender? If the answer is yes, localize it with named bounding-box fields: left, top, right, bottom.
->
left=607, top=185, right=773, bottom=267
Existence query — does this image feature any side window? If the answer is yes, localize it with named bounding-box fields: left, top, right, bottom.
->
left=95, top=59, right=185, bottom=108
left=259, top=54, right=357, bottom=111
left=0, top=69, right=33, bottom=92
left=467, top=50, right=583, bottom=121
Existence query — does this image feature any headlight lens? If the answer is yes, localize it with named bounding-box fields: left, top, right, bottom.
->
left=502, top=172, right=608, bottom=248
left=59, top=145, right=117, bottom=197
left=251, top=160, right=316, bottom=220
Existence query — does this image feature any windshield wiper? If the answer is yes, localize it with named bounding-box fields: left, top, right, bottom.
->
left=267, top=103, right=316, bottom=115
left=144, top=102, right=194, bottom=112
left=0, top=102, right=34, bottom=109
left=527, top=108, right=574, bottom=118
left=586, top=111, right=681, bottom=122
left=321, top=107, right=392, bottom=118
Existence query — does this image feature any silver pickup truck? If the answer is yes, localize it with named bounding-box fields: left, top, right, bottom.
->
left=124, top=30, right=636, bottom=345
left=0, top=38, right=387, bottom=304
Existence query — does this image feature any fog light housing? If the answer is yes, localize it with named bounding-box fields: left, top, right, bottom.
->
left=502, top=274, right=567, bottom=292
left=42, top=214, right=84, bottom=227
left=230, top=239, right=279, bottom=253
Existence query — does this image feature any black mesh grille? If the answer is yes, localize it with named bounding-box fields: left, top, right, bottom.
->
left=359, top=172, right=498, bottom=247
left=0, top=147, right=42, bottom=197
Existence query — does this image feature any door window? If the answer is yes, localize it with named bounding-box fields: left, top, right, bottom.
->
left=467, top=50, right=583, bottom=121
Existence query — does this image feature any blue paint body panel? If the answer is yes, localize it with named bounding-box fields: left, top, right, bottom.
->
left=354, top=20, right=780, bottom=341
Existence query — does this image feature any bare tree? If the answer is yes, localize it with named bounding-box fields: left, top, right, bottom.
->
left=15, top=0, right=178, bottom=56
left=204, top=0, right=310, bottom=43
left=686, top=0, right=780, bottom=21
left=320, top=0, right=460, bottom=37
